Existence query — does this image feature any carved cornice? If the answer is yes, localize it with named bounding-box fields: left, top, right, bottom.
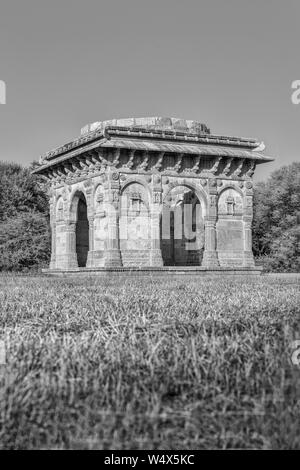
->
left=210, top=156, right=222, bottom=175
left=223, top=157, right=234, bottom=176
left=154, top=152, right=164, bottom=171
left=33, top=110, right=276, bottom=183
left=34, top=136, right=274, bottom=181
left=40, top=149, right=261, bottom=187
left=126, top=149, right=136, bottom=169
left=174, top=153, right=183, bottom=172
left=191, top=155, right=201, bottom=173
left=39, top=124, right=262, bottom=165
left=232, top=158, right=245, bottom=177
left=246, top=161, right=256, bottom=178
left=112, top=148, right=121, bottom=167
left=139, top=151, right=149, bottom=170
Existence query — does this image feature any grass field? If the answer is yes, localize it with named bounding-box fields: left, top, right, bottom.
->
left=0, top=273, right=299, bottom=449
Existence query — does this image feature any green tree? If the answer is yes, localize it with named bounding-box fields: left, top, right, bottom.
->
left=0, top=161, right=50, bottom=271
left=253, top=162, right=300, bottom=272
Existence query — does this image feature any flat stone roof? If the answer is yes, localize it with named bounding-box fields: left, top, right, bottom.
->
left=34, top=116, right=274, bottom=171
left=80, top=117, right=210, bottom=136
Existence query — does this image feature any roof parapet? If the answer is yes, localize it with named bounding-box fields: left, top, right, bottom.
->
left=80, top=116, right=210, bottom=136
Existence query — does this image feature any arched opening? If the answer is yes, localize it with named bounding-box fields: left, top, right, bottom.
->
left=161, top=186, right=204, bottom=266
left=119, top=182, right=151, bottom=266
left=216, top=187, right=244, bottom=267
left=75, top=193, right=89, bottom=267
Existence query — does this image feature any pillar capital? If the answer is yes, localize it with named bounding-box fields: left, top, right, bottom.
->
left=204, top=215, right=217, bottom=224
left=65, top=220, right=76, bottom=231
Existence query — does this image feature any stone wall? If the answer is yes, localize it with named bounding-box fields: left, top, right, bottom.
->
left=48, top=162, right=255, bottom=270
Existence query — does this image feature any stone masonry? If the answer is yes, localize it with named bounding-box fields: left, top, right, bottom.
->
left=33, top=117, right=274, bottom=271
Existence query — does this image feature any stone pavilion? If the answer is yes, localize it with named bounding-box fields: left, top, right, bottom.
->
left=33, top=117, right=274, bottom=272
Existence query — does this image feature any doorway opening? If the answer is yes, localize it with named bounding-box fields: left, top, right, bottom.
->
left=161, top=186, right=204, bottom=266
left=75, top=194, right=89, bottom=267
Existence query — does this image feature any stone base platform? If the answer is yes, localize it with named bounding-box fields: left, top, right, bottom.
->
left=42, top=266, right=263, bottom=276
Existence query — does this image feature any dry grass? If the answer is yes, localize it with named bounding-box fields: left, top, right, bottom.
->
left=0, top=273, right=299, bottom=449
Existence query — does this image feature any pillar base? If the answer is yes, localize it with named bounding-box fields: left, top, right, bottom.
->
left=86, top=250, right=105, bottom=268
left=104, top=249, right=122, bottom=267
left=149, top=249, right=164, bottom=267
left=201, top=251, right=220, bottom=268
left=49, top=259, right=56, bottom=270
left=86, top=251, right=93, bottom=268
left=243, top=251, right=255, bottom=268
left=54, top=253, right=79, bottom=270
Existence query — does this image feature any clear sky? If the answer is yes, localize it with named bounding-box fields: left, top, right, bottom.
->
left=0, top=0, right=299, bottom=181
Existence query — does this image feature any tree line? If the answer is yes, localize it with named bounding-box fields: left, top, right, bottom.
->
left=0, top=160, right=299, bottom=272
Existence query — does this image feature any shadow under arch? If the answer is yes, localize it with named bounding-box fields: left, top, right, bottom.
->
left=70, top=190, right=89, bottom=267
left=120, top=176, right=152, bottom=201
left=217, top=183, right=244, bottom=200
left=217, top=185, right=244, bottom=217
left=160, top=183, right=205, bottom=266
left=162, top=181, right=208, bottom=217
left=119, top=180, right=152, bottom=266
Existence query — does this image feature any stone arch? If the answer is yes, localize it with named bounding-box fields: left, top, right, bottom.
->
left=69, top=190, right=89, bottom=267
left=120, top=176, right=152, bottom=200
left=162, top=180, right=208, bottom=216
left=161, top=182, right=205, bottom=266
left=119, top=180, right=151, bottom=266
left=120, top=179, right=151, bottom=212
left=217, top=183, right=244, bottom=199
left=217, top=187, right=243, bottom=216
left=216, top=186, right=244, bottom=267
left=69, top=187, right=90, bottom=222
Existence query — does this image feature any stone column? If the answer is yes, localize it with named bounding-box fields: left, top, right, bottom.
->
left=202, top=183, right=220, bottom=267
left=244, top=222, right=252, bottom=251
left=49, top=196, right=56, bottom=269
left=149, top=176, right=163, bottom=267
left=60, top=221, right=79, bottom=270
left=149, top=196, right=164, bottom=267
left=105, top=200, right=122, bottom=267
left=104, top=171, right=122, bottom=267
left=86, top=215, right=94, bottom=268
left=202, top=216, right=219, bottom=267
left=243, top=183, right=255, bottom=267
left=49, top=222, right=56, bottom=269
left=243, top=219, right=255, bottom=267
left=84, top=179, right=94, bottom=268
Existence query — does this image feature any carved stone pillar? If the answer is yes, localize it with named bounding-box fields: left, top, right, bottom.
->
left=202, top=183, right=219, bottom=267
left=202, top=216, right=219, bottom=267
left=104, top=171, right=122, bottom=267
left=58, top=221, right=79, bottom=270
left=243, top=217, right=255, bottom=267
left=150, top=212, right=163, bottom=266
left=244, top=220, right=252, bottom=251
left=150, top=197, right=164, bottom=267
left=105, top=203, right=122, bottom=267
left=86, top=216, right=94, bottom=268
left=84, top=180, right=95, bottom=268
left=49, top=222, right=56, bottom=269
left=49, top=196, right=56, bottom=269
left=149, top=177, right=163, bottom=267
left=243, top=186, right=255, bottom=267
